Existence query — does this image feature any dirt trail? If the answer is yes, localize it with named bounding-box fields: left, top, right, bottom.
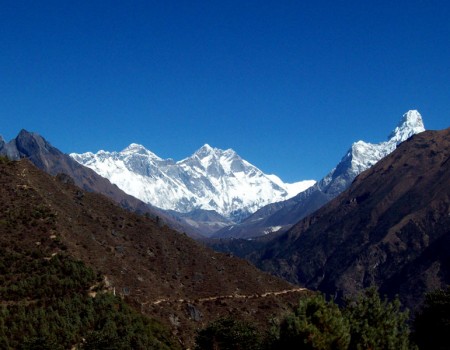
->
left=151, top=287, right=307, bottom=305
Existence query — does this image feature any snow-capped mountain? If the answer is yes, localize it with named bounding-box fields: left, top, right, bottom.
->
left=70, top=144, right=315, bottom=222
left=213, top=110, right=426, bottom=238
left=318, top=109, right=425, bottom=197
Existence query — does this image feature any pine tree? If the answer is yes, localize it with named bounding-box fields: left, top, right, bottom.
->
left=344, top=287, right=411, bottom=350
left=276, top=293, right=350, bottom=350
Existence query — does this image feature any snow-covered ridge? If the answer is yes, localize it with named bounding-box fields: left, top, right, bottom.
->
left=71, top=143, right=315, bottom=222
left=319, top=110, right=425, bottom=196
left=349, top=109, right=424, bottom=173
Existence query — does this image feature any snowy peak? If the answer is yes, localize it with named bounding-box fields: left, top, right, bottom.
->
left=121, top=143, right=162, bottom=160
left=352, top=109, right=425, bottom=167
left=122, top=143, right=149, bottom=154
left=184, top=144, right=251, bottom=177
left=194, top=144, right=216, bottom=157
left=388, top=110, right=425, bottom=145
left=192, top=144, right=238, bottom=162
left=320, top=110, right=426, bottom=196
left=403, top=109, right=424, bottom=126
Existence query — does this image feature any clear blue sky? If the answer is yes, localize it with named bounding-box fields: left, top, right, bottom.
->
left=1, top=1, right=449, bottom=182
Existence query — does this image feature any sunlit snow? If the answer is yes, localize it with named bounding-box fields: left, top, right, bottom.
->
left=71, top=144, right=316, bottom=221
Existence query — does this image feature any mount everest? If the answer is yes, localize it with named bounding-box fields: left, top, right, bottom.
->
left=71, top=144, right=315, bottom=222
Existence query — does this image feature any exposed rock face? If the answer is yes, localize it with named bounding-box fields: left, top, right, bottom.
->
left=256, top=128, right=450, bottom=310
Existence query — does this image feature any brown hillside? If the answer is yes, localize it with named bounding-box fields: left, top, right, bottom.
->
left=0, top=157, right=307, bottom=347
left=257, top=128, right=450, bottom=310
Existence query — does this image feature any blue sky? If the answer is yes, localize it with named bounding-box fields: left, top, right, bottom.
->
left=1, top=1, right=449, bottom=182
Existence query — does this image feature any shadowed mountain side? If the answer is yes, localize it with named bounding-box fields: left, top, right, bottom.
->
left=255, top=128, right=450, bottom=310
left=0, top=158, right=307, bottom=346
left=0, top=129, right=205, bottom=238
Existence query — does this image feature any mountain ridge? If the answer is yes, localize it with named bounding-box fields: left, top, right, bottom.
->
left=71, top=142, right=315, bottom=223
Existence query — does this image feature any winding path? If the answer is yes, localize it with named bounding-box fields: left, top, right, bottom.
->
left=150, top=287, right=307, bottom=305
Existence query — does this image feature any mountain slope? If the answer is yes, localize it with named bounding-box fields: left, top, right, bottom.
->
left=0, top=129, right=209, bottom=238
left=0, top=157, right=308, bottom=346
left=256, top=127, right=450, bottom=310
left=71, top=144, right=314, bottom=223
left=213, top=110, right=425, bottom=238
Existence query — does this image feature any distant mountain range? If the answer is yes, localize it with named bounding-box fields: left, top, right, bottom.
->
left=71, top=143, right=315, bottom=224
left=213, top=110, right=426, bottom=238
left=0, top=110, right=427, bottom=241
